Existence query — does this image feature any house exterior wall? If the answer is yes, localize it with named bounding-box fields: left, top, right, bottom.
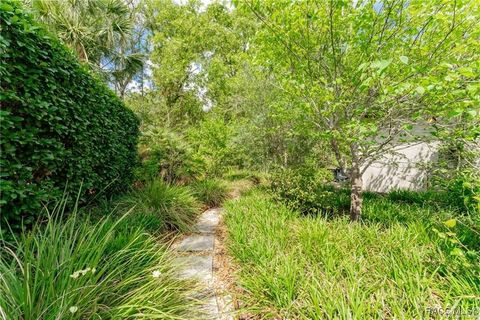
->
left=362, top=142, right=439, bottom=193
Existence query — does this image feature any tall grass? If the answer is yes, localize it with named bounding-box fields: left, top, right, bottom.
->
left=191, top=179, right=229, bottom=207
left=224, top=190, right=480, bottom=319
left=127, top=179, right=201, bottom=232
left=0, top=201, right=196, bottom=319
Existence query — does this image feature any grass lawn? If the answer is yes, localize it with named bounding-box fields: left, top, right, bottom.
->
left=224, top=189, right=480, bottom=319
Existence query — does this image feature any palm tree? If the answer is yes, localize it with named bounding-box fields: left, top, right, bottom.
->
left=27, top=0, right=146, bottom=98
left=28, top=0, right=133, bottom=65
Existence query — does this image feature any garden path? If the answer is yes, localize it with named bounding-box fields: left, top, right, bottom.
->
left=173, top=207, right=234, bottom=319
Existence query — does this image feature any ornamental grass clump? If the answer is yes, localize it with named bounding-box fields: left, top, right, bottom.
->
left=130, top=179, right=201, bottom=232
left=191, top=179, right=229, bottom=208
left=0, top=199, right=196, bottom=319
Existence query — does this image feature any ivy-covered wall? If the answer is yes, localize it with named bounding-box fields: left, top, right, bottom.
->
left=0, top=1, right=140, bottom=226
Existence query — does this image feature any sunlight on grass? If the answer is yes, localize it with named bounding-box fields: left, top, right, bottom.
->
left=224, top=190, right=480, bottom=319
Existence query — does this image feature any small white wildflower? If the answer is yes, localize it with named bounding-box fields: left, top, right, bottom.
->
left=152, top=270, right=162, bottom=278
left=91, top=268, right=96, bottom=274
left=69, top=306, right=78, bottom=314
left=70, top=271, right=80, bottom=279
left=80, top=267, right=91, bottom=276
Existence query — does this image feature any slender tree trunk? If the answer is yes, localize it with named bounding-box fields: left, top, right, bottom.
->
left=349, top=144, right=363, bottom=221
left=76, top=43, right=88, bottom=62
left=331, top=137, right=346, bottom=172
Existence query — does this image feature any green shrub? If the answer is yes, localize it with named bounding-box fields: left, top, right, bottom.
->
left=136, top=128, right=204, bottom=184
left=191, top=179, right=229, bottom=207
left=85, top=197, right=167, bottom=236
left=187, top=116, right=236, bottom=176
left=0, top=202, right=195, bottom=319
left=444, top=173, right=480, bottom=214
left=270, top=167, right=346, bottom=215
left=129, top=179, right=201, bottom=232
left=0, top=1, right=139, bottom=227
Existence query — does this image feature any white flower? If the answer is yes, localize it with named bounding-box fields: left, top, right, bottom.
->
left=152, top=270, right=162, bottom=278
left=69, top=306, right=78, bottom=314
left=70, top=267, right=96, bottom=279
left=80, top=267, right=91, bottom=276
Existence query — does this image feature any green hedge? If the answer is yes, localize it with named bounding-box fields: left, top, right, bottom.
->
left=0, top=1, right=140, bottom=226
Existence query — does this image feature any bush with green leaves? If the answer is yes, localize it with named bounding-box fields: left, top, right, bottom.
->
left=136, top=128, right=204, bottom=184
left=0, top=1, right=139, bottom=226
left=444, top=173, right=480, bottom=214
left=270, top=166, right=345, bottom=215
left=191, top=179, right=229, bottom=208
left=0, top=202, right=196, bottom=319
left=187, top=116, right=238, bottom=176
left=128, top=179, right=201, bottom=232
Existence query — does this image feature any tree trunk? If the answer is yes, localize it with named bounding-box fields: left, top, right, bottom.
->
left=349, top=144, right=363, bottom=221
left=76, top=43, right=88, bottom=62
left=331, top=137, right=346, bottom=172
left=349, top=164, right=363, bottom=221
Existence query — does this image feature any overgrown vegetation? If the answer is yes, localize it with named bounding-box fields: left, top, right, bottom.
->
left=191, top=179, right=229, bottom=208
left=225, top=189, right=480, bottom=319
left=1, top=0, right=479, bottom=319
left=272, top=167, right=479, bottom=216
left=0, top=1, right=139, bottom=227
left=0, top=199, right=196, bottom=319
left=126, top=179, right=201, bottom=232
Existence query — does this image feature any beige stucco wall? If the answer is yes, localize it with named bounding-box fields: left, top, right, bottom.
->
left=362, top=142, right=439, bottom=193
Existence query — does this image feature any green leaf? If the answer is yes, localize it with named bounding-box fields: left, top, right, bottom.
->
left=415, top=86, right=425, bottom=95
left=450, top=248, right=464, bottom=256
left=372, top=59, right=392, bottom=73
left=443, top=219, right=457, bottom=228
left=399, top=56, right=409, bottom=64
left=0, top=3, right=14, bottom=12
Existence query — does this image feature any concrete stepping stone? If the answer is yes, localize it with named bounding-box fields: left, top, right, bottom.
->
left=195, top=208, right=221, bottom=233
left=174, top=255, right=213, bottom=282
left=217, top=294, right=234, bottom=320
left=175, top=234, right=214, bottom=252
left=171, top=207, right=232, bottom=319
left=200, top=296, right=220, bottom=319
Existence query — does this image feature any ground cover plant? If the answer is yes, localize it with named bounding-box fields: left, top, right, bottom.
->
left=224, top=189, right=480, bottom=319
left=0, top=199, right=196, bottom=319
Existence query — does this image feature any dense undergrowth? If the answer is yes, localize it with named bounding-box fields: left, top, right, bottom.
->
left=224, top=188, right=480, bottom=319
left=0, top=176, right=231, bottom=319
left=0, top=198, right=197, bottom=319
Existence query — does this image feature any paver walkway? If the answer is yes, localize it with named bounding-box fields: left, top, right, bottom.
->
left=173, top=208, right=234, bottom=319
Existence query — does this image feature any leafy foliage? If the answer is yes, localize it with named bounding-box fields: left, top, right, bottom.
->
left=0, top=1, right=139, bottom=226
left=136, top=128, right=204, bottom=184
left=187, top=116, right=239, bottom=176
left=236, top=0, right=480, bottom=219
left=270, top=167, right=345, bottom=215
